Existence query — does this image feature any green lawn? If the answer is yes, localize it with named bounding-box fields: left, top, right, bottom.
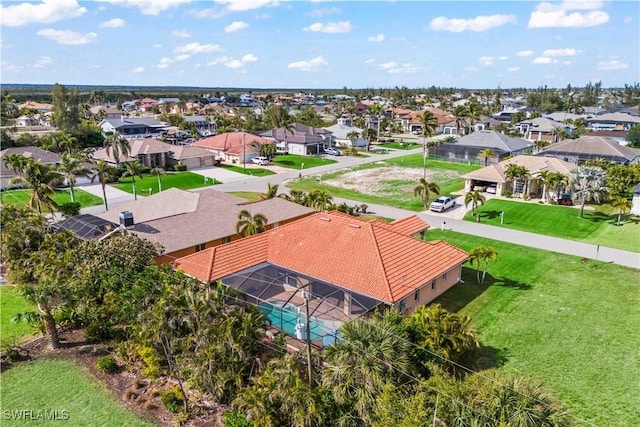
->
left=378, top=141, right=421, bottom=150
left=272, top=154, right=337, bottom=170
left=0, top=286, right=38, bottom=344
left=426, top=230, right=640, bottom=426
left=219, top=164, right=276, bottom=176
left=0, top=358, right=154, bottom=426
left=288, top=157, right=480, bottom=211
left=464, top=199, right=640, bottom=252
left=114, top=171, right=217, bottom=195
left=0, top=189, right=103, bottom=210
left=227, top=191, right=263, bottom=202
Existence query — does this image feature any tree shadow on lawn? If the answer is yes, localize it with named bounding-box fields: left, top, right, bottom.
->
left=461, top=345, right=510, bottom=371
left=582, top=210, right=612, bottom=223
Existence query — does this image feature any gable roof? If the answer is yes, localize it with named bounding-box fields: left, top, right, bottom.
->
left=463, top=155, right=577, bottom=183
left=448, top=130, right=533, bottom=153
left=1, top=146, right=61, bottom=180
left=96, top=188, right=314, bottom=254
left=539, top=136, right=640, bottom=162
left=324, top=123, right=364, bottom=139
left=174, top=211, right=466, bottom=304
left=517, top=117, right=574, bottom=132
left=193, top=132, right=269, bottom=154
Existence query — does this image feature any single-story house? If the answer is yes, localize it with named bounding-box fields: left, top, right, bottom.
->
left=537, top=136, right=640, bottom=165
left=586, top=112, right=640, bottom=131
left=430, top=130, right=534, bottom=164
left=323, top=123, right=366, bottom=148
left=91, top=138, right=216, bottom=169
left=631, top=183, right=640, bottom=216
left=1, top=146, right=61, bottom=190
left=52, top=214, right=119, bottom=240
left=514, top=117, right=575, bottom=142
left=173, top=211, right=468, bottom=342
left=95, top=188, right=315, bottom=264
left=462, top=155, right=576, bottom=198
left=99, top=116, right=170, bottom=139
left=259, top=123, right=332, bottom=155
left=193, top=132, right=269, bottom=164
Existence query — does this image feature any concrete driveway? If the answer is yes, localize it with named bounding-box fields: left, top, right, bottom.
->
left=189, top=166, right=259, bottom=184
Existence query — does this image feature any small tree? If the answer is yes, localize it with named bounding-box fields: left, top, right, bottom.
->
left=414, top=178, right=440, bottom=208
left=123, top=160, right=145, bottom=200
left=477, top=149, right=495, bottom=167
left=464, top=190, right=486, bottom=216
left=571, top=166, right=609, bottom=218
left=610, top=196, right=631, bottom=226
left=150, top=167, right=166, bottom=193
left=235, top=210, right=268, bottom=237
left=468, top=246, right=498, bottom=285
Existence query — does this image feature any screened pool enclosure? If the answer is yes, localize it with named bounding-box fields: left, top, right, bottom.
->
left=221, top=262, right=385, bottom=343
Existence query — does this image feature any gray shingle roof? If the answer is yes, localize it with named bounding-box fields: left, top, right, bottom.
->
left=539, top=136, right=640, bottom=163
left=447, top=130, right=533, bottom=153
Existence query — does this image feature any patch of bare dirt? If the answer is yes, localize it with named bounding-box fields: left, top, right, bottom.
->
left=323, top=165, right=461, bottom=196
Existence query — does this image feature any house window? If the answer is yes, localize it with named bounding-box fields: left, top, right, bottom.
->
left=414, top=290, right=420, bottom=301
left=431, top=280, right=436, bottom=291
left=195, top=243, right=205, bottom=252
left=222, top=236, right=231, bottom=244
left=442, top=272, right=447, bottom=281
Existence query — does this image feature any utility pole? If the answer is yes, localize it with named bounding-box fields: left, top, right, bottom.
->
left=423, top=138, right=427, bottom=179
left=304, top=291, right=313, bottom=385
left=242, top=130, right=246, bottom=173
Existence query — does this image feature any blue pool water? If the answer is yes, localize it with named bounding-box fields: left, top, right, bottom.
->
left=259, top=302, right=333, bottom=341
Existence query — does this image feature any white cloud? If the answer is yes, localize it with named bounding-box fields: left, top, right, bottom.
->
left=175, top=54, right=190, bottom=61
left=1, top=62, right=24, bottom=73
left=95, top=0, right=192, bottom=16
left=364, top=59, right=375, bottom=65
left=288, top=55, right=328, bottom=72
left=597, top=60, right=629, bottom=71
left=225, top=21, right=248, bottom=33
left=304, top=21, right=352, bottom=33
left=528, top=1, right=609, bottom=28
left=429, top=14, right=516, bottom=32
left=154, top=43, right=163, bottom=48
left=378, top=62, right=419, bottom=74
left=225, top=59, right=244, bottom=69
left=132, top=67, right=144, bottom=73
left=464, top=66, right=478, bottom=72
left=172, top=30, right=191, bottom=38
left=516, top=50, right=534, bottom=57
left=368, top=34, right=384, bottom=42
left=99, top=18, right=125, bottom=28
left=623, top=16, right=632, bottom=24
left=0, top=0, right=87, bottom=27
left=307, top=7, right=341, bottom=18
left=174, top=42, right=222, bottom=54
left=36, top=29, right=97, bottom=45
left=242, top=53, right=257, bottom=62
left=33, top=56, right=53, bottom=68
left=533, top=57, right=557, bottom=64
left=498, top=56, right=508, bottom=60
left=478, top=56, right=495, bottom=66
left=215, top=0, right=279, bottom=12
left=541, top=48, right=581, bottom=56
left=156, top=54, right=190, bottom=69
left=563, top=60, right=571, bottom=65
left=507, top=67, right=520, bottom=72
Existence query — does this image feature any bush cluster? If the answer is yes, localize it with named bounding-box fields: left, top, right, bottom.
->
left=96, top=355, right=119, bottom=373
left=160, top=386, right=184, bottom=413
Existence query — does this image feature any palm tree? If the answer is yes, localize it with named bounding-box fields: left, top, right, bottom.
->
left=150, top=167, right=166, bottom=193
left=571, top=166, right=609, bottom=218
left=59, top=153, right=91, bottom=203
left=346, top=130, right=360, bottom=148
left=104, top=131, right=131, bottom=166
left=307, top=189, right=333, bottom=211
left=419, top=110, right=439, bottom=178
left=504, top=163, right=529, bottom=197
left=367, top=103, right=385, bottom=142
left=464, top=190, right=486, bottom=216
left=361, top=128, right=376, bottom=151
left=235, top=209, right=268, bottom=237
left=546, top=171, right=568, bottom=201
left=122, top=160, right=145, bottom=200
left=413, top=178, right=440, bottom=208
left=468, top=246, right=498, bottom=285
left=610, top=196, right=631, bottom=226
left=536, top=170, right=552, bottom=202
left=93, top=160, right=114, bottom=211
left=260, top=183, right=279, bottom=200
left=259, top=142, right=277, bottom=160
left=452, top=105, right=469, bottom=136
left=279, top=189, right=307, bottom=205
left=477, top=149, right=495, bottom=167
left=9, top=158, right=63, bottom=215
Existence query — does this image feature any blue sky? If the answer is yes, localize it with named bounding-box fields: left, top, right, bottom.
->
left=1, top=0, right=638, bottom=89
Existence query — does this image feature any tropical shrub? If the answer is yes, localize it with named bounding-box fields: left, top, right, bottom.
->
left=160, top=386, right=184, bottom=413
left=96, top=355, right=119, bottom=373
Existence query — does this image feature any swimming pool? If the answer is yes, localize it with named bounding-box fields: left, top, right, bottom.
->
left=259, top=302, right=336, bottom=341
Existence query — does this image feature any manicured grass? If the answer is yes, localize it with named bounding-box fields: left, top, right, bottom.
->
left=0, top=189, right=103, bottom=210
left=227, top=191, right=263, bottom=202
left=114, top=171, right=217, bottom=194
left=0, top=358, right=153, bottom=426
left=426, top=230, right=640, bottom=426
left=464, top=199, right=640, bottom=252
left=219, top=164, right=276, bottom=176
left=378, top=141, right=421, bottom=150
left=0, top=286, right=38, bottom=344
left=271, top=154, right=337, bottom=170
left=288, top=157, right=480, bottom=211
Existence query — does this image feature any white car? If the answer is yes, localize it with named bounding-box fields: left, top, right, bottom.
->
left=429, top=196, right=455, bottom=212
left=251, top=156, right=269, bottom=165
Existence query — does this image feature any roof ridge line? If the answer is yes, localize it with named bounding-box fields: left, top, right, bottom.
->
left=369, top=224, right=395, bottom=303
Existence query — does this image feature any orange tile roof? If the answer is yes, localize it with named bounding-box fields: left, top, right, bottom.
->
left=193, top=132, right=270, bottom=151
left=389, top=215, right=430, bottom=236
left=174, top=211, right=467, bottom=304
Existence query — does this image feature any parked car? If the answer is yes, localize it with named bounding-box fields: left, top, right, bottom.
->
left=251, top=156, right=270, bottom=165
left=486, top=186, right=497, bottom=194
left=412, top=129, right=421, bottom=135
left=324, top=147, right=342, bottom=156
left=429, top=196, right=455, bottom=212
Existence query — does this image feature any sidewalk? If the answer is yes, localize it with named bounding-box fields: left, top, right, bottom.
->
left=333, top=198, right=640, bottom=270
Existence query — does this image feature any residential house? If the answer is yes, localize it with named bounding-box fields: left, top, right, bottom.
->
left=586, top=112, right=640, bottom=131
left=430, top=130, right=534, bottom=164
left=514, top=117, right=575, bottom=143
left=173, top=211, right=467, bottom=342
left=193, top=132, right=269, bottom=164
left=259, top=123, right=332, bottom=155
left=91, top=138, right=216, bottom=169
left=137, top=98, right=159, bottom=112
left=410, top=108, right=456, bottom=135
left=631, top=183, right=640, bottom=216
left=183, top=115, right=216, bottom=136
left=99, top=116, right=170, bottom=139
left=52, top=214, right=119, bottom=240
left=462, top=155, right=576, bottom=198
left=1, top=146, right=61, bottom=190
left=537, top=136, right=640, bottom=165
left=96, top=188, right=315, bottom=264
left=324, top=123, right=366, bottom=148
